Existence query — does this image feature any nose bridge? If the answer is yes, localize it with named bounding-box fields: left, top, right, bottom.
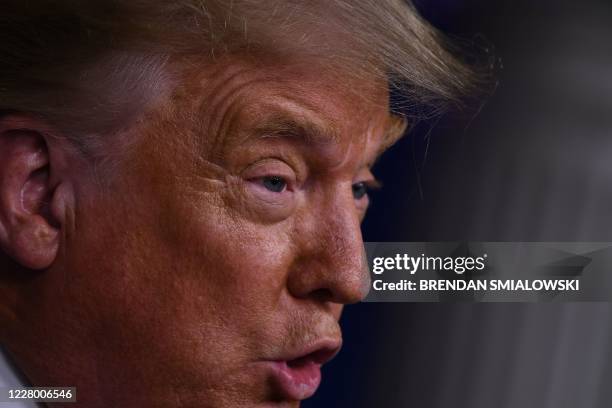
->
left=289, top=192, right=370, bottom=304
left=322, top=203, right=364, bottom=275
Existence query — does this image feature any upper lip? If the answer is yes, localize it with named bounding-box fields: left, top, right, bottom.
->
left=274, top=338, right=342, bottom=366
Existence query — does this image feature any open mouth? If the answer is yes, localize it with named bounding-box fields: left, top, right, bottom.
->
left=269, top=342, right=341, bottom=401
left=288, top=346, right=338, bottom=368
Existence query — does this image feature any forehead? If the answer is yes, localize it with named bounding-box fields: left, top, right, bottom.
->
left=173, top=54, right=404, bottom=160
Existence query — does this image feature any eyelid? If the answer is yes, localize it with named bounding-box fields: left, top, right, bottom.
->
left=359, top=178, right=382, bottom=190
left=354, top=166, right=382, bottom=188
left=241, top=158, right=297, bottom=179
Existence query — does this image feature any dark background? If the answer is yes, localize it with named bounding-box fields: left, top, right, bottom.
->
left=305, top=0, right=612, bottom=407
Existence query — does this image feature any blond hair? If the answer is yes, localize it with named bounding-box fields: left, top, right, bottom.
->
left=0, top=0, right=481, bottom=153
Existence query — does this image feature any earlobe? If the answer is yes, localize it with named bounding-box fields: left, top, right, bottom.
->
left=0, top=122, right=64, bottom=270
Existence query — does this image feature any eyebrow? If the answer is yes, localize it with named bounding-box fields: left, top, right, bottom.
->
left=246, top=111, right=340, bottom=147
left=238, top=105, right=408, bottom=161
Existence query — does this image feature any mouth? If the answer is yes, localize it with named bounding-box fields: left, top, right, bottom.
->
left=266, top=338, right=342, bottom=401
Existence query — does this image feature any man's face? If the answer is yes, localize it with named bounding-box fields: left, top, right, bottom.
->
left=15, top=55, right=398, bottom=407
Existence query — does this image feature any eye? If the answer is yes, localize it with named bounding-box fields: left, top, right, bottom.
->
left=261, top=176, right=287, bottom=193
left=239, top=159, right=298, bottom=222
left=352, top=181, right=368, bottom=199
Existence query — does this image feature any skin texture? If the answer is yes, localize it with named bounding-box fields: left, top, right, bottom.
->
left=0, top=54, right=402, bottom=407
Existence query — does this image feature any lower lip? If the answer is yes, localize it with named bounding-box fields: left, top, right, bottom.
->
left=267, top=360, right=322, bottom=401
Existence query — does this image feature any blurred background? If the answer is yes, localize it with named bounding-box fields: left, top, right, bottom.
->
left=305, top=0, right=612, bottom=407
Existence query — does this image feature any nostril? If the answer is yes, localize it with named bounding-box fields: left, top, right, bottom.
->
left=309, top=288, right=334, bottom=302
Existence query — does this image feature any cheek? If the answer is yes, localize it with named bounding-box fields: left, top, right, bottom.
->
left=145, top=193, right=302, bottom=374
left=57, top=180, right=300, bottom=396
left=154, top=189, right=299, bottom=334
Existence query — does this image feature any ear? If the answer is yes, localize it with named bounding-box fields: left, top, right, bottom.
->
left=0, top=115, right=74, bottom=270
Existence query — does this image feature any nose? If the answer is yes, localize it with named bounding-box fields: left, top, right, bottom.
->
left=287, top=191, right=370, bottom=305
